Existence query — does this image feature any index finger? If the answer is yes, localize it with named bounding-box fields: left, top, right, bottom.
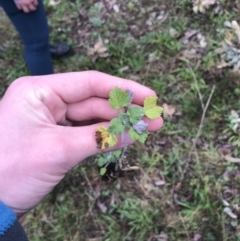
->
left=35, top=71, right=156, bottom=105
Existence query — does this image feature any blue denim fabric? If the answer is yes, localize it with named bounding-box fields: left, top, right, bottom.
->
left=0, top=0, right=53, bottom=75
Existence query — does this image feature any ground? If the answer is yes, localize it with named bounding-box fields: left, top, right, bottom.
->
left=1, top=0, right=240, bottom=240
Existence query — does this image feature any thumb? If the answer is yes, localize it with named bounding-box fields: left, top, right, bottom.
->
left=59, top=123, right=134, bottom=170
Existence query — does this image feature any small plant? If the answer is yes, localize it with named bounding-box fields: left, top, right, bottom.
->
left=95, top=87, right=163, bottom=176
left=224, top=110, right=240, bottom=147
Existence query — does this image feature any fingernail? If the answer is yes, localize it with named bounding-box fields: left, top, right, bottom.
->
left=121, top=130, right=134, bottom=147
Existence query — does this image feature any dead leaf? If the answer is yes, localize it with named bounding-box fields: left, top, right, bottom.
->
left=222, top=199, right=230, bottom=207
left=231, top=21, right=240, bottom=44
left=225, top=31, right=234, bottom=43
left=192, top=233, right=202, bottom=241
left=231, top=110, right=239, bottom=119
left=193, top=0, right=218, bottom=13
left=119, top=66, right=129, bottom=72
left=181, top=29, right=198, bottom=43
left=200, top=37, right=207, bottom=48
left=169, top=28, right=178, bottom=37
left=48, top=0, right=61, bottom=6
left=154, top=180, right=165, bottom=186
left=159, top=231, right=168, bottom=241
left=217, top=59, right=228, bottom=69
left=181, top=49, right=202, bottom=59
left=86, top=238, right=103, bottom=241
left=218, top=144, right=232, bottom=156
left=87, top=38, right=109, bottom=61
left=97, top=201, right=107, bottom=213
left=223, top=207, right=237, bottom=219
left=149, top=232, right=168, bottom=241
left=163, top=103, right=177, bottom=118
left=233, top=204, right=240, bottom=213
left=93, top=41, right=107, bottom=54
left=113, top=4, right=119, bottom=13
left=224, top=154, right=240, bottom=163
left=143, top=182, right=154, bottom=192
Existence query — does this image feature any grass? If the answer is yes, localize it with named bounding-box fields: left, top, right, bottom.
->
left=1, top=0, right=240, bottom=240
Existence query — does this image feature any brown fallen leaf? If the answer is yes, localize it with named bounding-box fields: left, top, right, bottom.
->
left=193, top=0, right=217, bottom=13
left=223, top=207, right=237, bottom=219
left=48, top=0, right=61, bottom=6
left=224, top=154, right=240, bottom=163
left=217, top=59, right=228, bottom=69
left=231, top=20, right=240, bottom=44
left=87, top=38, right=109, bottom=61
left=93, top=41, right=107, bottom=54
left=192, top=233, right=202, bottom=241
left=181, top=49, right=202, bottom=59
left=97, top=200, right=107, bottom=213
left=163, top=103, right=177, bottom=118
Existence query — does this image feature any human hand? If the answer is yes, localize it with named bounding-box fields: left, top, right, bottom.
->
left=0, top=71, right=163, bottom=218
left=15, top=0, right=38, bottom=13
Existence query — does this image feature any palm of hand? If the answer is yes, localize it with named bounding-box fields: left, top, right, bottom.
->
left=0, top=72, right=163, bottom=217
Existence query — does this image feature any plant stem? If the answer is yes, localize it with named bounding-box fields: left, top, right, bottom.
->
left=115, top=146, right=128, bottom=171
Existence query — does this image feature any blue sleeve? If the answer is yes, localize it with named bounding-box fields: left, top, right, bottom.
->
left=0, top=201, right=16, bottom=235
left=0, top=201, right=29, bottom=241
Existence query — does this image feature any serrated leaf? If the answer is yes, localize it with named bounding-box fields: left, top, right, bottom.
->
left=96, top=126, right=117, bottom=149
left=103, top=152, right=113, bottom=160
left=100, top=167, right=107, bottom=176
left=109, top=87, right=130, bottom=109
left=133, top=120, right=148, bottom=134
left=113, top=150, right=122, bottom=158
left=98, top=156, right=109, bottom=167
left=128, top=128, right=148, bottom=143
left=143, top=96, right=163, bottom=119
left=119, top=113, right=131, bottom=127
left=108, top=118, right=125, bottom=134
left=127, top=106, right=144, bottom=124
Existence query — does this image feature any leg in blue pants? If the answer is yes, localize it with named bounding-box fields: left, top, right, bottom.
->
left=0, top=0, right=53, bottom=75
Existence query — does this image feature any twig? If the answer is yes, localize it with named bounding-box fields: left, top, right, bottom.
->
left=182, top=85, right=216, bottom=179
left=187, top=63, right=204, bottom=111
left=83, top=171, right=94, bottom=195
left=195, top=85, right=216, bottom=140
left=116, top=146, right=128, bottom=170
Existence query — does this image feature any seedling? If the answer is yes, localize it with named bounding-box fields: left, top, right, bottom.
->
left=95, top=87, right=163, bottom=176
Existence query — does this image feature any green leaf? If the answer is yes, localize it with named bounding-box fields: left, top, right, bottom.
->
left=98, top=156, right=109, bottom=167
left=109, top=87, right=130, bottom=109
left=128, top=128, right=148, bottom=143
left=113, top=150, right=122, bottom=158
left=103, top=152, right=112, bottom=160
left=100, top=167, right=107, bottom=176
left=108, top=118, right=125, bottom=134
left=119, top=113, right=131, bottom=127
left=127, top=106, right=144, bottom=124
left=143, top=96, right=163, bottom=119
